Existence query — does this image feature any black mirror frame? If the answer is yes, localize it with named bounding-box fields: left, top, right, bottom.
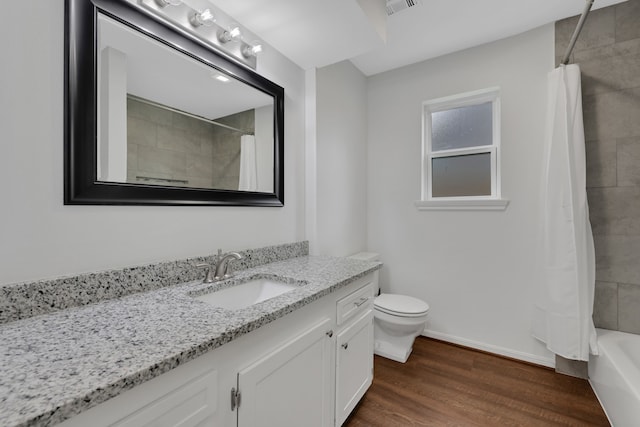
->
left=64, top=0, right=284, bottom=206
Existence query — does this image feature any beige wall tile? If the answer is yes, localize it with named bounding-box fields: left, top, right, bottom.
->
left=593, top=281, right=618, bottom=329
left=615, top=0, right=640, bottom=43
left=215, top=110, right=255, bottom=134
left=618, top=282, right=640, bottom=333
left=617, top=137, right=640, bottom=186
left=156, top=125, right=185, bottom=153
left=186, top=153, right=215, bottom=180
left=201, top=139, right=214, bottom=157
left=137, top=145, right=186, bottom=176
left=574, top=38, right=640, bottom=62
left=127, top=142, right=138, bottom=172
left=556, top=7, right=615, bottom=56
left=216, top=176, right=240, bottom=191
left=580, top=53, right=640, bottom=96
left=585, top=139, right=616, bottom=188
left=171, top=111, right=211, bottom=135
left=588, top=187, right=640, bottom=235
left=583, top=88, right=640, bottom=141
left=594, top=234, right=640, bottom=284
left=127, top=98, right=172, bottom=125
left=127, top=116, right=156, bottom=147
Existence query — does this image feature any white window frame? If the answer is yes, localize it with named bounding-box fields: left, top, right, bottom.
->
left=415, top=87, right=509, bottom=211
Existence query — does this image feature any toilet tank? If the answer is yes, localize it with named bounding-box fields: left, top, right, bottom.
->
left=348, top=252, right=380, bottom=294
left=348, top=252, right=380, bottom=262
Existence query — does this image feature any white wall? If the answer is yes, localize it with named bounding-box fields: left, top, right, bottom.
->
left=315, top=61, right=368, bottom=257
left=367, top=25, right=555, bottom=365
left=0, top=0, right=306, bottom=285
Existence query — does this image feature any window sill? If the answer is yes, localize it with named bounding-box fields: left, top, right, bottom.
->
left=414, top=199, right=510, bottom=211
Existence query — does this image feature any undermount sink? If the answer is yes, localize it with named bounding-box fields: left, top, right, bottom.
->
left=193, top=276, right=303, bottom=310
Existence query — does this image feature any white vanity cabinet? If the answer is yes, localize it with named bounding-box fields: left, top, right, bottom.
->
left=236, top=318, right=334, bottom=427
left=334, top=279, right=375, bottom=426
left=58, top=351, right=221, bottom=427
left=57, top=272, right=377, bottom=427
left=335, top=310, right=373, bottom=426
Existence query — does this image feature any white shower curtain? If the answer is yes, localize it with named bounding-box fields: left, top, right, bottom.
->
left=238, top=134, right=257, bottom=191
left=531, top=64, right=598, bottom=361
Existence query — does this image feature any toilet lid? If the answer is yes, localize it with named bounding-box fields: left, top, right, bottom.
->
left=374, top=294, right=429, bottom=317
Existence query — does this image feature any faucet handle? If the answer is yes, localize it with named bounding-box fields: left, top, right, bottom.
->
left=196, top=263, right=214, bottom=283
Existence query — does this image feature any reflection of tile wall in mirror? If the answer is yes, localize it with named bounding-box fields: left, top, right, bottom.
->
left=126, top=97, right=251, bottom=191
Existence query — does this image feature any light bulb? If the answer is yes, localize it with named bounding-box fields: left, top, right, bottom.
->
left=191, top=9, right=215, bottom=27
left=242, top=41, right=263, bottom=58
left=229, top=26, right=241, bottom=39
left=219, top=23, right=242, bottom=43
left=155, top=0, right=181, bottom=7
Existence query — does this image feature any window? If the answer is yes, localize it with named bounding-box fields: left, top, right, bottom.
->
left=416, top=87, right=508, bottom=210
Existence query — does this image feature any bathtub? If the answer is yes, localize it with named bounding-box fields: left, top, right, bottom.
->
left=589, top=329, right=640, bottom=426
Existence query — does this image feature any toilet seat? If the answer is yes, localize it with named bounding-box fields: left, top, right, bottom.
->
left=374, top=294, right=429, bottom=318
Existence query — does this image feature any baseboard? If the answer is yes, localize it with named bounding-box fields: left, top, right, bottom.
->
left=421, top=329, right=555, bottom=368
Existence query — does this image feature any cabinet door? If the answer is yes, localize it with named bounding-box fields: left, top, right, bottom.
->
left=237, top=318, right=334, bottom=427
left=335, top=309, right=373, bottom=426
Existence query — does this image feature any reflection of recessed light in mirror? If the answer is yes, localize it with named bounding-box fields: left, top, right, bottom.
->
left=213, top=74, right=230, bottom=83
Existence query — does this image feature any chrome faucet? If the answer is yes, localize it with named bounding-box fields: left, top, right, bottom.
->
left=199, top=249, right=243, bottom=283
left=214, top=249, right=243, bottom=280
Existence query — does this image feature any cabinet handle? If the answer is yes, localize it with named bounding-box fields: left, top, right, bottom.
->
left=326, top=330, right=333, bottom=338
left=354, top=297, right=368, bottom=307
left=342, top=342, right=349, bottom=350
left=231, top=387, right=241, bottom=411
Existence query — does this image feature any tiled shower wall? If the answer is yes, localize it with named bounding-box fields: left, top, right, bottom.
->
left=556, top=0, right=640, bottom=334
left=127, top=98, right=252, bottom=190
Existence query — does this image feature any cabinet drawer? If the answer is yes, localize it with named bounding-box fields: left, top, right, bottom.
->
left=60, top=365, right=218, bottom=427
left=337, top=279, right=374, bottom=325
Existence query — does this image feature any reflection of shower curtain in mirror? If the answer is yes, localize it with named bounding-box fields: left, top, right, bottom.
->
left=239, top=135, right=257, bottom=191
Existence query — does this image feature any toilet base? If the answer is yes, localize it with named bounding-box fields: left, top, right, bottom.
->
left=374, top=340, right=413, bottom=363
left=373, top=310, right=426, bottom=364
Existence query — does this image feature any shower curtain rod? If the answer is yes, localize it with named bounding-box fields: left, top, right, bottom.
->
left=561, top=0, right=594, bottom=65
left=128, top=94, right=255, bottom=136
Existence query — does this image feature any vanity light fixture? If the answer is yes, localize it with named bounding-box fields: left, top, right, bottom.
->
left=138, top=0, right=261, bottom=69
left=155, top=0, right=182, bottom=7
left=243, top=41, right=263, bottom=58
left=219, top=23, right=242, bottom=43
left=191, top=8, right=216, bottom=27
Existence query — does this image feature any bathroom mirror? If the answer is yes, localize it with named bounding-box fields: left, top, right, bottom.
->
left=64, top=0, right=284, bottom=206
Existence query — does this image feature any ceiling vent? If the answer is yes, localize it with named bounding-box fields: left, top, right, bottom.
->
left=386, top=0, right=422, bottom=16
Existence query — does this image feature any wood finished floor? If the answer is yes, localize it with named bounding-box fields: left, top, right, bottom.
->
left=344, top=337, right=609, bottom=427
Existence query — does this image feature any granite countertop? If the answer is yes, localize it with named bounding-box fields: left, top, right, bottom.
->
left=0, top=255, right=381, bottom=427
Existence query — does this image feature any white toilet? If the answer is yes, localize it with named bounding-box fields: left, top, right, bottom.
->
left=373, top=293, right=429, bottom=363
left=349, top=253, right=430, bottom=363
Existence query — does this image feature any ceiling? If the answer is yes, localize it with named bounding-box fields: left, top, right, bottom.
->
left=208, top=0, right=628, bottom=76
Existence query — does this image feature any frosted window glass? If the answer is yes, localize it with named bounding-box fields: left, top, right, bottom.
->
left=431, top=102, right=492, bottom=152
left=432, top=153, right=491, bottom=197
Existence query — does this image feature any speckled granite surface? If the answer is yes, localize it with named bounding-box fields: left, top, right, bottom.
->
left=0, top=241, right=309, bottom=325
left=0, top=255, right=381, bottom=427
